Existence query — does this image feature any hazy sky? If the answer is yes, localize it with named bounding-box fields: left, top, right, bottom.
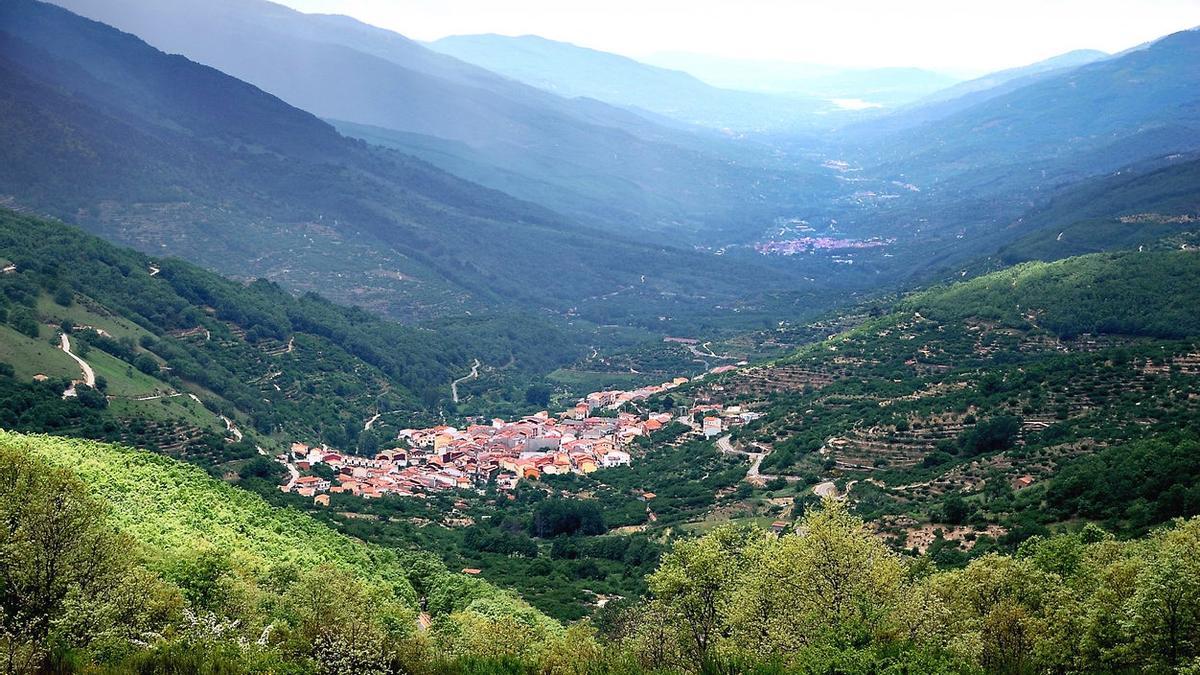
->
left=273, top=0, right=1200, bottom=74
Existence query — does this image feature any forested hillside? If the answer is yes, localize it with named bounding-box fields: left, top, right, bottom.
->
left=995, top=155, right=1200, bottom=263
left=647, top=250, right=1200, bottom=562
left=908, top=250, right=1200, bottom=338
left=0, top=430, right=563, bottom=673
left=8, top=428, right=1200, bottom=673
left=863, top=29, right=1200, bottom=195
left=48, top=0, right=829, bottom=243
left=0, top=209, right=593, bottom=462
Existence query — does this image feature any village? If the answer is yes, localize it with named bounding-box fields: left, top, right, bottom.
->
left=278, top=364, right=758, bottom=502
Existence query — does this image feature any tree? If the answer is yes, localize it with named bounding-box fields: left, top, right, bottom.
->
left=941, top=493, right=971, bottom=525
left=1129, top=520, right=1200, bottom=668
left=0, top=446, right=141, bottom=669
left=524, top=384, right=552, bottom=408
left=530, top=499, right=605, bottom=538
left=53, top=286, right=74, bottom=307
left=735, top=498, right=906, bottom=654
left=133, top=353, right=159, bottom=376
left=283, top=565, right=414, bottom=673
left=647, top=525, right=750, bottom=670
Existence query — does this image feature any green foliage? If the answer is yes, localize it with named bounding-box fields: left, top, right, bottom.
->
left=998, top=157, right=1200, bottom=264
left=530, top=499, right=606, bottom=538
left=0, top=210, right=598, bottom=449
left=908, top=251, right=1200, bottom=340
left=0, top=430, right=576, bottom=673
left=614, top=500, right=1200, bottom=673
left=1047, top=432, right=1200, bottom=531
left=955, top=415, right=1021, bottom=458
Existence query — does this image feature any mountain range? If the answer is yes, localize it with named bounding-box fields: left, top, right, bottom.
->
left=856, top=29, right=1200, bottom=196
left=4, top=0, right=1200, bottom=668
left=643, top=51, right=961, bottom=107
left=427, top=33, right=828, bottom=131
left=1, top=0, right=826, bottom=330
left=47, top=0, right=829, bottom=243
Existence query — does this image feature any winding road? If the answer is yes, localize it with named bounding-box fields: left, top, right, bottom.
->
left=451, top=358, right=480, bottom=404
left=716, top=435, right=802, bottom=484
left=59, top=333, right=95, bottom=387
left=717, top=434, right=843, bottom=497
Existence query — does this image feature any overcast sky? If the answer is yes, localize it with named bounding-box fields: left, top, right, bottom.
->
left=274, top=0, right=1200, bottom=74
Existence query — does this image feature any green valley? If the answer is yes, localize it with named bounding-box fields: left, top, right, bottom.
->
left=3, top=0, right=1200, bottom=672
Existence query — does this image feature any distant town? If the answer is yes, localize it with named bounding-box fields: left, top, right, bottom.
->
left=278, top=364, right=760, bottom=502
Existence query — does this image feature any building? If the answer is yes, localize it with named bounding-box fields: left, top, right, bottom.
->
left=703, top=416, right=723, bottom=439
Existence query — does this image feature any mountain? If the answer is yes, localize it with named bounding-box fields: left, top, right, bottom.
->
left=643, top=51, right=960, bottom=107
left=0, top=0, right=815, bottom=331
left=995, top=154, right=1200, bottom=262
left=686, top=248, right=1200, bottom=540
left=427, top=34, right=826, bottom=131
left=848, top=49, right=1110, bottom=137
left=47, top=0, right=825, bottom=243
left=917, top=49, right=1108, bottom=106
left=855, top=29, right=1200, bottom=196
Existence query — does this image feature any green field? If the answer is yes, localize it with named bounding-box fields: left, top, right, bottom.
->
left=547, top=367, right=652, bottom=392
left=86, top=348, right=167, bottom=397
left=0, top=322, right=76, bottom=380
left=36, top=293, right=154, bottom=343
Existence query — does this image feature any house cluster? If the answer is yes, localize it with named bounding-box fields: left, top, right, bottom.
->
left=279, top=374, right=714, bottom=501
left=754, top=236, right=893, bottom=256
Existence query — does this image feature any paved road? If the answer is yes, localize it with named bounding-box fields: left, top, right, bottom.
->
left=451, top=358, right=480, bottom=403
left=282, top=461, right=299, bottom=490
left=813, top=481, right=839, bottom=498
left=716, top=435, right=802, bottom=483
left=60, top=333, right=96, bottom=387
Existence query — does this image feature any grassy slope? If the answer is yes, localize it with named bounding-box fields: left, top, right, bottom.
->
left=7, top=429, right=416, bottom=594
left=0, top=321, right=76, bottom=379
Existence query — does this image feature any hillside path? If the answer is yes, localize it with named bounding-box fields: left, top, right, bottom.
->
left=220, top=415, right=244, bottom=442
left=451, top=358, right=480, bottom=404
left=60, top=333, right=96, bottom=387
